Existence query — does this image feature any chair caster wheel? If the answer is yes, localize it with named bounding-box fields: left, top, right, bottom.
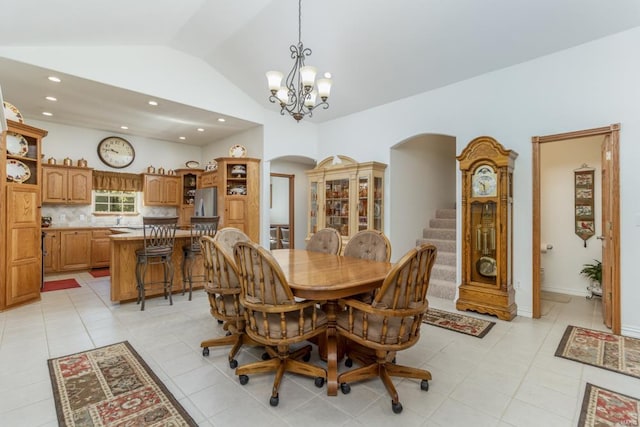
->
left=345, top=358, right=353, bottom=368
left=229, top=359, right=238, bottom=369
left=261, top=352, right=270, bottom=360
left=340, top=383, right=351, bottom=394
left=226, top=331, right=232, bottom=336
left=239, top=375, right=249, bottom=385
left=217, top=320, right=224, bottom=324
left=202, top=347, right=210, bottom=357
left=420, top=380, right=429, bottom=391
left=392, top=401, right=403, bottom=414
left=314, top=377, right=325, bottom=388
left=392, top=357, right=397, bottom=364
left=303, top=352, right=311, bottom=362
left=269, top=394, right=279, bottom=407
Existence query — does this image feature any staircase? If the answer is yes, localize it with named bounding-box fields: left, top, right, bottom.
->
left=416, top=208, right=457, bottom=300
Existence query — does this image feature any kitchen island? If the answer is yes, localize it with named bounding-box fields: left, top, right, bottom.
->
left=109, top=228, right=204, bottom=303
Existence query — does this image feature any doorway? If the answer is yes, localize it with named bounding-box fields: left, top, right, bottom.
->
left=532, top=124, right=620, bottom=333
left=270, top=173, right=295, bottom=249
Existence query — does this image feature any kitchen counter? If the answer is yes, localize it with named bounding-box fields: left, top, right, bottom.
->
left=109, top=228, right=203, bottom=303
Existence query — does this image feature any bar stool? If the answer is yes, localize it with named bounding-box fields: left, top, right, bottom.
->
left=135, top=216, right=178, bottom=311
left=181, top=216, right=219, bottom=300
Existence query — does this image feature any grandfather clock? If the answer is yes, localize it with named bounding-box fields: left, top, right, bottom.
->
left=456, top=136, right=518, bottom=321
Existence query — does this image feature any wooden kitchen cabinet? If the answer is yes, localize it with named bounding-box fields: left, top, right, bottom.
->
left=176, top=168, right=202, bottom=227
left=59, top=230, right=92, bottom=271
left=217, top=157, right=260, bottom=241
left=143, top=174, right=180, bottom=206
left=42, top=164, right=93, bottom=204
left=1, top=120, right=47, bottom=310
left=91, top=229, right=112, bottom=268
left=43, top=230, right=59, bottom=273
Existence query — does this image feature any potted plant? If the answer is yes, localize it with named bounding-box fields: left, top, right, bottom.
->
left=580, top=259, right=602, bottom=298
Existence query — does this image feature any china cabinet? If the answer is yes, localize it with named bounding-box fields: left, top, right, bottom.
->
left=1, top=119, right=47, bottom=310
left=176, top=168, right=202, bottom=227
left=42, top=164, right=93, bottom=204
left=198, top=157, right=260, bottom=241
left=306, top=156, right=386, bottom=247
left=456, top=136, right=518, bottom=321
left=142, top=173, right=180, bottom=206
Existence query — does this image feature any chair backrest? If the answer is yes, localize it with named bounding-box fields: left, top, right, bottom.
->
left=234, top=240, right=325, bottom=344
left=200, top=235, right=243, bottom=318
left=213, top=227, right=251, bottom=258
left=340, top=244, right=437, bottom=350
left=343, top=229, right=391, bottom=262
left=189, top=216, right=220, bottom=250
left=306, top=227, right=342, bottom=254
left=280, top=227, right=290, bottom=248
left=142, top=216, right=178, bottom=253
left=269, top=227, right=278, bottom=249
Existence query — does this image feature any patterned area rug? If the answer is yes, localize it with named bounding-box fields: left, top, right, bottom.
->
left=89, top=268, right=111, bottom=278
left=555, top=325, right=640, bottom=378
left=423, top=308, right=496, bottom=338
left=578, top=383, right=640, bottom=426
left=48, top=341, right=197, bottom=426
left=42, top=278, right=81, bottom=292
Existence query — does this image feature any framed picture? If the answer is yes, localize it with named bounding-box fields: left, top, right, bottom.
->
left=574, top=169, right=595, bottom=245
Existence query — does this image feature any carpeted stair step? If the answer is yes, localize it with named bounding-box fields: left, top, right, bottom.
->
left=436, top=251, right=456, bottom=267
left=416, top=237, right=456, bottom=254
left=423, top=227, right=456, bottom=241
left=429, top=218, right=456, bottom=230
left=431, top=264, right=456, bottom=282
left=435, top=208, right=456, bottom=219
left=427, top=278, right=457, bottom=300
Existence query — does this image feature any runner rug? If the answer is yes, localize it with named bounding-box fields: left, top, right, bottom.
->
left=423, top=308, right=496, bottom=338
left=47, top=341, right=197, bottom=427
left=555, top=325, right=640, bottom=379
left=89, top=268, right=110, bottom=278
left=42, top=278, right=81, bottom=292
left=578, top=383, right=639, bottom=426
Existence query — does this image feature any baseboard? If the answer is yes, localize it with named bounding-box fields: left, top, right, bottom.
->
left=540, top=286, right=588, bottom=297
left=621, top=324, right=640, bottom=339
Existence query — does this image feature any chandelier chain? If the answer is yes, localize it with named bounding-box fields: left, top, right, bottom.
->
left=298, top=0, right=302, bottom=44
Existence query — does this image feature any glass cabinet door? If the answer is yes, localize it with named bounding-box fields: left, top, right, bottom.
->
left=373, top=176, right=383, bottom=230
left=358, top=177, right=369, bottom=231
left=325, top=178, right=349, bottom=236
left=309, top=181, right=318, bottom=234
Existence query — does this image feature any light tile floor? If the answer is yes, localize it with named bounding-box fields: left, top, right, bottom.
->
left=0, top=272, right=637, bottom=426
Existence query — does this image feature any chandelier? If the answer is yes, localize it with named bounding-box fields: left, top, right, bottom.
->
left=266, top=0, right=332, bottom=122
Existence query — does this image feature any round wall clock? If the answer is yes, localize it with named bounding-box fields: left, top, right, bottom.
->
left=97, top=136, right=135, bottom=168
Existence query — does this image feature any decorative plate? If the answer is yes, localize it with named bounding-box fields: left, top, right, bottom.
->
left=6, top=133, right=29, bottom=156
left=185, top=160, right=200, bottom=169
left=229, top=144, right=247, bottom=158
left=3, top=101, right=24, bottom=123
left=204, top=159, right=218, bottom=171
left=6, top=159, right=31, bottom=183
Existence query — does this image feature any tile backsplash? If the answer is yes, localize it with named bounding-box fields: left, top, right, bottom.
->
left=42, top=202, right=176, bottom=227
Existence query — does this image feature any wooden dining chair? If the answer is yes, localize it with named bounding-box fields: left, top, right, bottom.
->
left=336, top=243, right=437, bottom=414
left=199, top=235, right=258, bottom=368
left=306, top=227, right=342, bottom=254
left=343, top=229, right=391, bottom=262
left=233, top=240, right=327, bottom=407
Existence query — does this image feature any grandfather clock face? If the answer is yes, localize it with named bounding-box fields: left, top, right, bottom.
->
left=471, top=165, right=497, bottom=197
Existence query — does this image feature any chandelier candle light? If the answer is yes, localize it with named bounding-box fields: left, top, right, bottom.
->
left=266, top=0, right=332, bottom=121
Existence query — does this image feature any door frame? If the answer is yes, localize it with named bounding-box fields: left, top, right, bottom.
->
left=270, top=173, right=295, bottom=248
left=531, top=124, right=620, bottom=333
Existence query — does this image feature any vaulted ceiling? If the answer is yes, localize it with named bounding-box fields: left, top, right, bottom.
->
left=1, top=0, right=639, bottom=144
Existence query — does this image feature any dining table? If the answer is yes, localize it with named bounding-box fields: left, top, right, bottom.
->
left=271, top=249, right=393, bottom=396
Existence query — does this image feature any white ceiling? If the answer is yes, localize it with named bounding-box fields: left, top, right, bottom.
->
left=1, top=0, right=639, bottom=145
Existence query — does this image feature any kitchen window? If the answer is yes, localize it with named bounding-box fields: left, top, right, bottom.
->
left=94, top=190, right=138, bottom=213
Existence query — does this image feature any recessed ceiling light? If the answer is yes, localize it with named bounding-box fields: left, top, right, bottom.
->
left=42, top=111, right=53, bottom=116
left=197, top=128, right=204, bottom=132
left=45, top=96, right=57, bottom=102
left=120, top=126, right=129, bottom=130
left=48, top=76, right=61, bottom=83
left=217, top=118, right=226, bottom=123
left=148, top=100, right=158, bottom=106
left=324, top=72, right=332, bottom=78
left=179, top=136, right=186, bottom=140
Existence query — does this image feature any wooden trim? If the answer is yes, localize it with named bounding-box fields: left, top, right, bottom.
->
left=531, top=124, right=620, bottom=333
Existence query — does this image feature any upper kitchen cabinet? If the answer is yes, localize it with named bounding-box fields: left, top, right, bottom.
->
left=176, top=168, right=202, bottom=227
left=42, top=164, right=93, bottom=204
left=306, top=155, right=386, bottom=247
left=2, top=119, right=48, bottom=310
left=143, top=173, right=180, bottom=206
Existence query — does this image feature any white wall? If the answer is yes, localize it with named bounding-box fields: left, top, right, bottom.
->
left=269, top=176, right=289, bottom=224
left=317, top=27, right=640, bottom=336
left=390, top=134, right=457, bottom=259
left=540, top=136, right=603, bottom=296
